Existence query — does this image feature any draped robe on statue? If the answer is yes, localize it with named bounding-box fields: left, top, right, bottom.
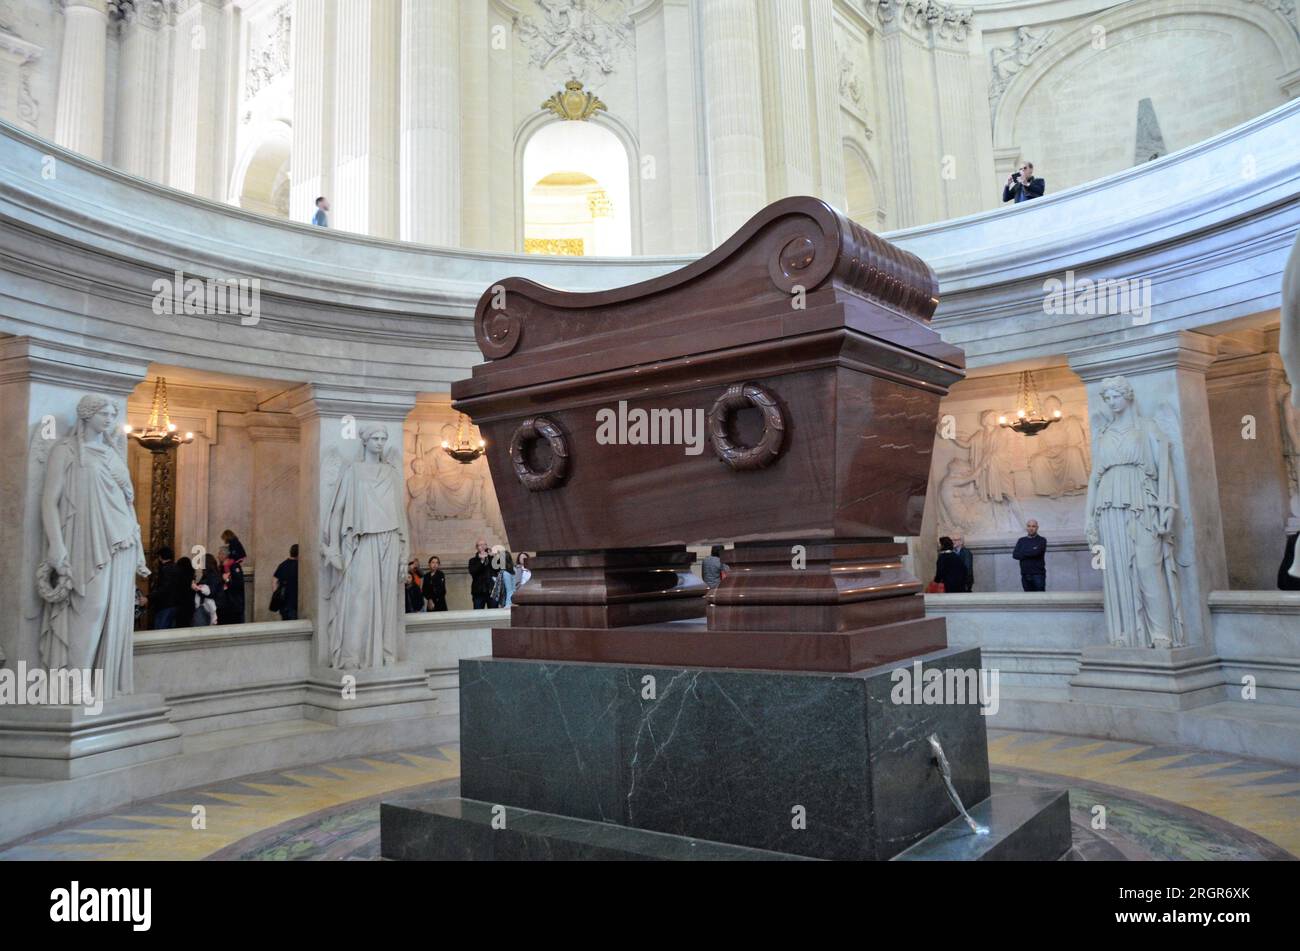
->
left=1091, top=418, right=1184, bottom=648
left=322, top=459, right=407, bottom=669
left=41, top=438, right=143, bottom=698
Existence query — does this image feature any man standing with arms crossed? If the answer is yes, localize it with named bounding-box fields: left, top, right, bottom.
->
left=1012, top=519, right=1048, bottom=591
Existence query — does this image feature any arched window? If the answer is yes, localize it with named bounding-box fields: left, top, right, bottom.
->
left=230, top=120, right=292, bottom=219
left=844, top=142, right=884, bottom=230
left=521, top=120, right=632, bottom=256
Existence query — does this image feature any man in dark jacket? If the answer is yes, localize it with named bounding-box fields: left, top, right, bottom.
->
left=423, top=556, right=449, bottom=611
left=1003, top=161, right=1045, bottom=203
left=933, top=537, right=970, bottom=593
left=272, top=544, right=299, bottom=621
left=468, top=539, right=496, bottom=610
left=952, top=534, right=974, bottom=592
left=149, top=546, right=179, bottom=629
left=1012, top=520, right=1047, bottom=591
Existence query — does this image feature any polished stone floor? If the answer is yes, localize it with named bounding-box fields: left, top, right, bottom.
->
left=0, top=730, right=1295, bottom=860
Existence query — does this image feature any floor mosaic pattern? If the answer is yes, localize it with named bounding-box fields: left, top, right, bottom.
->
left=0, top=731, right=1294, bottom=860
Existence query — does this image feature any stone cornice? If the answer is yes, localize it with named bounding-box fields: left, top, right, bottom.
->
left=924, top=591, right=1103, bottom=612
left=134, top=618, right=312, bottom=653
left=1208, top=590, right=1300, bottom=613
left=0, top=31, right=41, bottom=63
left=1204, top=351, right=1288, bottom=388
left=284, top=383, right=418, bottom=423
left=0, top=337, right=149, bottom=393
left=1067, top=331, right=1219, bottom=381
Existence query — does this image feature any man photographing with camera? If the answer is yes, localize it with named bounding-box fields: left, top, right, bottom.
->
left=1003, top=161, right=1045, bottom=203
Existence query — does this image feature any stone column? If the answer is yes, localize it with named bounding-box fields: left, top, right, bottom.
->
left=1067, top=331, right=1228, bottom=710
left=457, top=0, right=490, bottom=249
left=0, top=338, right=149, bottom=670
left=757, top=1, right=816, bottom=200
left=246, top=412, right=300, bottom=622
left=698, top=0, right=766, bottom=245
left=661, top=0, right=706, bottom=253
left=807, top=0, right=845, bottom=212
left=877, top=19, right=917, bottom=229
left=286, top=385, right=416, bottom=658
left=167, top=0, right=226, bottom=199
left=52, top=0, right=110, bottom=161
left=332, top=0, right=400, bottom=239
left=287, top=384, right=435, bottom=724
left=114, top=1, right=169, bottom=180
left=290, top=0, right=336, bottom=223
left=1206, top=347, right=1294, bottom=589
left=399, top=0, right=459, bottom=245
left=0, top=338, right=181, bottom=779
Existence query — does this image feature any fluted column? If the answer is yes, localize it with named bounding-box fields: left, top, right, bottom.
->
left=699, top=0, right=766, bottom=245
left=399, top=0, right=459, bottom=245
left=290, top=0, right=336, bottom=223
left=114, top=0, right=168, bottom=179
left=333, top=0, right=400, bottom=239
left=52, top=0, right=110, bottom=160
left=879, top=25, right=917, bottom=228
left=808, top=0, right=845, bottom=211
left=757, top=1, right=815, bottom=200
left=167, top=0, right=225, bottom=198
left=458, top=0, right=490, bottom=248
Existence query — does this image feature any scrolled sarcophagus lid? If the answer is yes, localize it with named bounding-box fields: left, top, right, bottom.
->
left=452, top=196, right=964, bottom=554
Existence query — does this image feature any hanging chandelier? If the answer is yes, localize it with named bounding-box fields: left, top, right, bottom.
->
left=441, top=413, right=486, bottom=464
left=997, top=370, right=1061, bottom=436
left=124, top=376, right=194, bottom=453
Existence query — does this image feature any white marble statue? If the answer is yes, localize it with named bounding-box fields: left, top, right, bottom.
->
left=1282, top=231, right=1300, bottom=578
left=321, top=423, right=408, bottom=669
left=38, top=395, right=149, bottom=699
left=1084, top=376, right=1185, bottom=648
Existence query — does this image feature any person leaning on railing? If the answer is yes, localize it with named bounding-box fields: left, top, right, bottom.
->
left=1003, top=161, right=1045, bottom=204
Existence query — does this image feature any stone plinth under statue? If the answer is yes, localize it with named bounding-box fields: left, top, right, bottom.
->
left=380, top=197, right=1072, bottom=860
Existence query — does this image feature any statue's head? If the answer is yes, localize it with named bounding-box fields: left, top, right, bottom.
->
left=1099, top=376, right=1134, bottom=416
left=75, top=395, right=119, bottom=437
left=1044, top=395, right=1063, bottom=414
left=357, top=423, right=390, bottom=461
left=979, top=409, right=998, bottom=428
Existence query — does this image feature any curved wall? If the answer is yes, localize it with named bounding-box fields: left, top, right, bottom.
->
left=1, top=102, right=1299, bottom=823
left=3, top=98, right=1298, bottom=385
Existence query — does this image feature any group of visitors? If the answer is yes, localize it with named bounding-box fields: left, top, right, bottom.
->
left=466, top=540, right=531, bottom=610
left=405, top=556, right=449, bottom=613
left=932, top=521, right=1049, bottom=592
left=403, top=541, right=534, bottom=612
left=147, top=530, right=249, bottom=628
left=143, top=533, right=299, bottom=629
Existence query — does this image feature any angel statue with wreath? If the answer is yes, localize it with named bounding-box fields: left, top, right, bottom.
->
left=37, top=395, right=149, bottom=700
left=321, top=422, right=409, bottom=670
left=1083, top=376, right=1186, bottom=649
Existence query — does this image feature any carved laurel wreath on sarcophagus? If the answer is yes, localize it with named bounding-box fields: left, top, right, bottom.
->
left=455, top=196, right=954, bottom=493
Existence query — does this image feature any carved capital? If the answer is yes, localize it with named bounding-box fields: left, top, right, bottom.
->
left=877, top=0, right=972, bottom=44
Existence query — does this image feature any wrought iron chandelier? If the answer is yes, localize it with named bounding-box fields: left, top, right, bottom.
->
left=441, top=413, right=486, bottom=464
left=124, top=376, right=194, bottom=452
left=998, top=370, right=1061, bottom=436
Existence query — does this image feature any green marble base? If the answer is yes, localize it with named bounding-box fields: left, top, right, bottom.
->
left=380, top=784, right=1070, bottom=861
